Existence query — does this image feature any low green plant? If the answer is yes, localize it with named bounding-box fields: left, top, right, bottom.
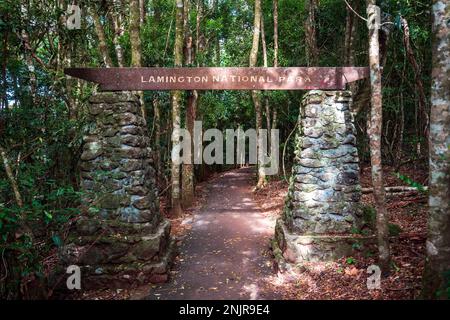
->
left=388, top=223, right=403, bottom=237
left=394, top=172, right=427, bottom=193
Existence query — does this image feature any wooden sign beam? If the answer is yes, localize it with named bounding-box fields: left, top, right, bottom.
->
left=64, top=67, right=369, bottom=91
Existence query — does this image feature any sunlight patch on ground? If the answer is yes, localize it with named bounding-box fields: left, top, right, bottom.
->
left=248, top=219, right=275, bottom=233
left=241, top=283, right=259, bottom=300
left=193, top=219, right=211, bottom=227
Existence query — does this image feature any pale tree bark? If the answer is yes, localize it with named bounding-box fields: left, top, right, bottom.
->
left=352, top=8, right=392, bottom=115
left=0, top=146, right=33, bottom=241
left=139, top=0, right=146, bottom=25
left=19, top=4, right=37, bottom=101
left=272, top=0, right=278, bottom=131
left=212, top=0, right=220, bottom=65
left=109, top=0, right=125, bottom=67
left=195, top=0, right=202, bottom=62
left=21, top=30, right=37, bottom=100
left=250, top=0, right=265, bottom=189
left=422, top=0, right=450, bottom=300
left=182, top=0, right=196, bottom=208
left=367, top=2, right=390, bottom=274
left=90, top=8, right=113, bottom=67
left=130, top=0, right=143, bottom=68
left=304, top=0, right=319, bottom=66
left=260, top=13, right=271, bottom=148
left=153, top=96, right=162, bottom=186
left=171, top=0, right=184, bottom=216
left=273, top=0, right=279, bottom=68
left=130, top=0, right=147, bottom=119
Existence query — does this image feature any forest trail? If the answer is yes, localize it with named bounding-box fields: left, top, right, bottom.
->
left=148, top=167, right=282, bottom=300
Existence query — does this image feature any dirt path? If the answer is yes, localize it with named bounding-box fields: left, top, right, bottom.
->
left=148, top=167, right=282, bottom=300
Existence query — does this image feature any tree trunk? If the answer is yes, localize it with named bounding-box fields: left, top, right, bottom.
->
left=213, top=0, right=220, bottom=65
left=401, top=17, right=429, bottom=153
left=90, top=9, right=113, bottom=67
left=250, top=0, right=265, bottom=189
left=130, top=0, right=146, bottom=119
left=367, top=2, right=390, bottom=275
left=195, top=0, right=202, bottom=63
left=273, top=0, right=279, bottom=68
left=0, top=146, right=33, bottom=241
left=153, top=96, right=162, bottom=186
left=272, top=0, right=279, bottom=131
left=304, top=0, right=319, bottom=66
left=344, top=0, right=359, bottom=95
left=395, top=90, right=405, bottom=167
left=139, top=0, right=146, bottom=25
left=130, top=0, right=143, bottom=67
left=2, top=28, right=8, bottom=109
left=171, top=0, right=184, bottom=216
left=109, top=0, right=125, bottom=67
left=260, top=13, right=271, bottom=148
left=19, top=24, right=38, bottom=102
left=182, top=0, right=196, bottom=208
left=422, top=0, right=450, bottom=300
left=344, top=0, right=357, bottom=66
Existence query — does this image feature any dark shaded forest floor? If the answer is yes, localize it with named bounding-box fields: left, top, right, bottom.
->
left=69, top=163, right=428, bottom=300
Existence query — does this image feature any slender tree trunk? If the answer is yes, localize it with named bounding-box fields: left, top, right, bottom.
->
left=153, top=96, right=162, bottom=186
left=195, top=0, right=202, bottom=63
left=130, top=0, right=146, bottom=119
left=344, top=0, right=359, bottom=101
left=344, top=0, right=358, bottom=66
left=273, top=0, right=279, bottom=68
left=171, top=0, right=184, bottom=216
left=0, top=146, right=33, bottom=241
left=250, top=0, right=265, bottom=189
left=304, top=0, right=319, bottom=66
left=109, top=1, right=125, bottom=67
left=19, top=25, right=37, bottom=102
left=139, top=0, right=146, bottom=25
left=213, top=0, right=220, bottom=65
left=395, top=90, right=405, bottom=167
left=272, top=0, right=279, bottom=131
left=64, top=42, right=77, bottom=120
left=401, top=17, right=429, bottom=152
left=422, top=0, right=450, bottom=300
left=182, top=0, right=196, bottom=208
left=367, top=2, right=390, bottom=275
left=2, top=29, right=8, bottom=109
left=90, top=9, right=113, bottom=67
left=260, top=13, right=271, bottom=148
left=261, top=14, right=268, bottom=68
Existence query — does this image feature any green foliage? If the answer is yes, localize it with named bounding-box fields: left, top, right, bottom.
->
left=362, top=205, right=377, bottom=230
left=0, top=28, right=85, bottom=295
left=394, top=172, right=427, bottom=193
left=352, top=242, right=362, bottom=250
left=388, top=223, right=402, bottom=237
left=436, top=270, right=450, bottom=299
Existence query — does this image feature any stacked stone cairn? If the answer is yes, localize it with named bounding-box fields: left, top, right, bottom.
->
left=62, top=92, right=174, bottom=289
left=274, top=90, right=370, bottom=266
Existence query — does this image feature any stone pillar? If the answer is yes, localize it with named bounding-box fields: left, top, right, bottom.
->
left=274, top=90, right=366, bottom=265
left=63, top=92, right=174, bottom=288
